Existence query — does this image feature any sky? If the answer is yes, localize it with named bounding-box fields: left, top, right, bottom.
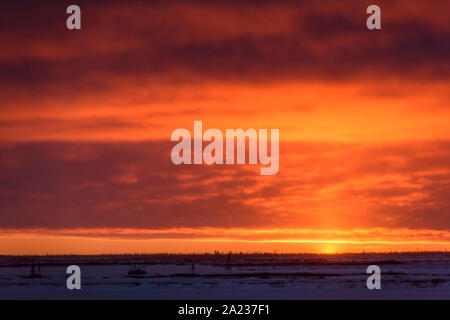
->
left=0, top=0, right=449, bottom=254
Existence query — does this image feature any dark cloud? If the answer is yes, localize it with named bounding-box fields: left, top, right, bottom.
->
left=0, top=0, right=449, bottom=109
left=0, top=117, right=148, bottom=131
left=0, top=141, right=280, bottom=229
left=0, top=141, right=449, bottom=231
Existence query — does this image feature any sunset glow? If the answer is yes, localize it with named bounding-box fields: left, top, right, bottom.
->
left=0, top=0, right=449, bottom=255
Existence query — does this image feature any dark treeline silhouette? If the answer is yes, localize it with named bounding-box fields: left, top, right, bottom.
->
left=0, top=251, right=448, bottom=268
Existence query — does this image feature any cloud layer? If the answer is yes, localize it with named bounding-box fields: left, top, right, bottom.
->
left=0, top=1, right=449, bottom=252
left=1, top=141, right=449, bottom=231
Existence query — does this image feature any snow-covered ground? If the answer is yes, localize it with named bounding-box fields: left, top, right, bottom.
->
left=0, top=253, right=448, bottom=299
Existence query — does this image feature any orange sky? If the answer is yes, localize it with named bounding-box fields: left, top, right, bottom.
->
left=0, top=0, right=449, bottom=254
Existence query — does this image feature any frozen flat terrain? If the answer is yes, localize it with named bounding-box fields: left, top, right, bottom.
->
left=0, top=252, right=448, bottom=299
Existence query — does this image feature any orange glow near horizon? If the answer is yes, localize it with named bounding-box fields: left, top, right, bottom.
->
left=1, top=237, right=449, bottom=256
left=1, top=228, right=449, bottom=255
